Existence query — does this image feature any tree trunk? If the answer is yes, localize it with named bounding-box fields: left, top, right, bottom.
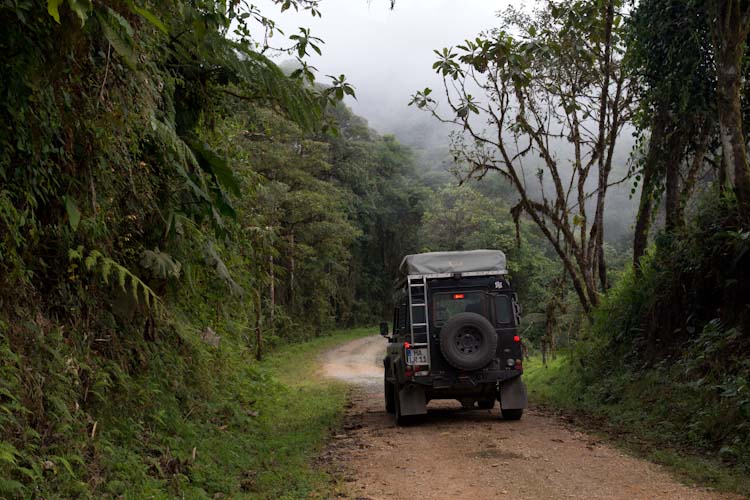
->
left=255, top=290, right=263, bottom=361
left=269, top=254, right=275, bottom=333
left=633, top=161, right=655, bottom=272
left=289, top=231, right=295, bottom=311
left=713, top=1, right=750, bottom=213
left=681, top=130, right=711, bottom=211
left=664, top=142, right=682, bottom=231
left=633, top=107, right=688, bottom=269
left=592, top=0, right=615, bottom=293
left=632, top=107, right=666, bottom=270
left=597, top=241, right=607, bottom=290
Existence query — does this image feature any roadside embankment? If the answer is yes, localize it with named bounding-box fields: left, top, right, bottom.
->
left=523, top=355, right=750, bottom=497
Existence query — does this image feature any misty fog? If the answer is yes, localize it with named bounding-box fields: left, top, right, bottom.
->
left=257, top=0, right=639, bottom=247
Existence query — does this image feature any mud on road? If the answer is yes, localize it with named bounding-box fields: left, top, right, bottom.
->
left=320, top=335, right=727, bottom=500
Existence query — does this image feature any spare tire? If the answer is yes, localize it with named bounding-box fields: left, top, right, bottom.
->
left=439, top=312, right=497, bottom=371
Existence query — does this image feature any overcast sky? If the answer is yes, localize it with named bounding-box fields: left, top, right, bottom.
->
left=257, top=0, right=515, bottom=136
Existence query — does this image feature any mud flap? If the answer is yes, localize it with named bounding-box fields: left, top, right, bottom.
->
left=398, top=384, right=427, bottom=416
left=499, top=377, right=528, bottom=410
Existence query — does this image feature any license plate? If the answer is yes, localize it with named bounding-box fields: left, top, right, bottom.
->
left=406, top=348, right=429, bottom=365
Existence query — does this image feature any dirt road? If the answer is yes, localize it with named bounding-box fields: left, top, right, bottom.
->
left=321, top=335, right=726, bottom=500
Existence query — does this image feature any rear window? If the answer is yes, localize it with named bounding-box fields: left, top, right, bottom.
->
left=494, top=294, right=513, bottom=325
left=433, top=292, right=484, bottom=326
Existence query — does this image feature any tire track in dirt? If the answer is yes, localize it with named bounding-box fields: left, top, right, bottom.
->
left=320, top=335, right=731, bottom=500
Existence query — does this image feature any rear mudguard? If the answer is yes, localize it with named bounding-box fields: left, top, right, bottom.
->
left=386, top=355, right=427, bottom=416
left=398, top=383, right=427, bottom=416
left=499, top=377, right=527, bottom=410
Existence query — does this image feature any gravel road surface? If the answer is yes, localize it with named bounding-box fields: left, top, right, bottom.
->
left=320, top=335, right=729, bottom=500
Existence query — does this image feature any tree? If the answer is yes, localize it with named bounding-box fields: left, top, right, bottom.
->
left=411, top=0, right=632, bottom=314
left=626, top=0, right=717, bottom=270
left=325, top=104, right=427, bottom=322
left=710, top=0, right=750, bottom=214
left=419, top=184, right=560, bottom=316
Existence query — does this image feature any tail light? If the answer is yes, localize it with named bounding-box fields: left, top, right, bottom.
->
left=515, top=359, right=523, bottom=371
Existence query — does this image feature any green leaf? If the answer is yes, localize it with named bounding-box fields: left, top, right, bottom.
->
left=97, top=10, right=137, bottom=70
left=175, top=164, right=212, bottom=202
left=0, top=442, right=19, bottom=465
left=64, top=196, right=81, bottom=231
left=106, top=6, right=134, bottom=37
left=128, top=3, right=168, bottom=34
left=48, top=0, right=64, bottom=23
left=140, top=249, right=181, bottom=279
left=55, top=456, right=75, bottom=476
left=0, top=479, right=24, bottom=495
left=186, top=139, right=241, bottom=196
left=67, top=0, right=91, bottom=26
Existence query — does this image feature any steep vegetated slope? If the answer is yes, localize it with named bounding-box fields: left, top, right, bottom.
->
left=0, top=1, right=423, bottom=497
left=578, top=194, right=749, bottom=468
left=517, top=0, right=750, bottom=490
left=526, top=194, right=750, bottom=493
left=560, top=0, right=750, bottom=482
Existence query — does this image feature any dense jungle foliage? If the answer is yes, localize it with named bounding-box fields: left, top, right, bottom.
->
left=0, top=0, right=434, bottom=496
left=575, top=0, right=750, bottom=476
left=2, top=0, right=750, bottom=497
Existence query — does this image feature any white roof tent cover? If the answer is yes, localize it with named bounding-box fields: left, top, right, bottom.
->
left=399, top=250, right=507, bottom=276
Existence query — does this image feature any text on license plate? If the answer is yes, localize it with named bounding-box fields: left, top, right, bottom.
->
left=406, top=348, right=429, bottom=365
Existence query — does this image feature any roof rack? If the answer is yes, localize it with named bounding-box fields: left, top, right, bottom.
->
left=394, top=269, right=506, bottom=290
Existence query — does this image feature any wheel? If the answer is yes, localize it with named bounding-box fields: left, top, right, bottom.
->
left=501, top=408, right=524, bottom=420
left=384, top=376, right=395, bottom=414
left=439, top=312, right=498, bottom=371
left=478, top=399, right=495, bottom=410
left=459, top=398, right=476, bottom=410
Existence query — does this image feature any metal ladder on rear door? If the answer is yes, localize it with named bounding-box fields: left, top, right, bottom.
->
left=407, top=275, right=431, bottom=369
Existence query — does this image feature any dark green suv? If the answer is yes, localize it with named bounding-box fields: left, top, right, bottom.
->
left=381, top=250, right=527, bottom=425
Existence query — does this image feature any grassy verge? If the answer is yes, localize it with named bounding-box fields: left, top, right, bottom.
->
left=110, top=326, right=375, bottom=500
left=524, top=355, right=750, bottom=496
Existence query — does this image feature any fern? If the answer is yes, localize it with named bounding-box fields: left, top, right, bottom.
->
left=0, top=442, right=19, bottom=466
left=203, top=242, right=243, bottom=296
left=95, top=6, right=138, bottom=70
left=68, top=246, right=162, bottom=312
left=140, top=249, right=181, bottom=280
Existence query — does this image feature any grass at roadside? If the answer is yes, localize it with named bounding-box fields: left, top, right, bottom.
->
left=212, top=326, right=375, bottom=500
left=109, top=326, right=375, bottom=500
left=524, top=355, right=750, bottom=496
left=262, top=327, right=376, bottom=384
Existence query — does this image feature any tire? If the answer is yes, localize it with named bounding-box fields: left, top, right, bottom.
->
left=439, top=312, right=498, bottom=371
left=501, top=408, right=523, bottom=420
left=478, top=399, right=495, bottom=410
left=384, top=376, right=395, bottom=414
left=459, top=399, right=476, bottom=410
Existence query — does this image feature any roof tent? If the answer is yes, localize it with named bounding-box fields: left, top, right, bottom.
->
left=399, top=249, right=507, bottom=277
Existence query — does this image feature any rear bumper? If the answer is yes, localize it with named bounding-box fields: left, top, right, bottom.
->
left=391, top=370, right=527, bottom=414
left=407, top=368, right=522, bottom=389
